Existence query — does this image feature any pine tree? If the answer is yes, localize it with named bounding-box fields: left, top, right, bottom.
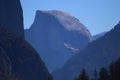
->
left=93, top=69, right=98, bottom=80
left=75, top=68, right=89, bottom=80
left=109, top=58, right=120, bottom=80
left=99, top=67, right=109, bottom=80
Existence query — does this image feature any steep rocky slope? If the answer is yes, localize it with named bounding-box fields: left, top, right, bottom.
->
left=0, top=0, right=51, bottom=79
left=52, top=23, right=120, bottom=80
left=25, top=10, right=92, bottom=72
left=0, top=28, right=52, bottom=80
left=0, top=0, right=24, bottom=38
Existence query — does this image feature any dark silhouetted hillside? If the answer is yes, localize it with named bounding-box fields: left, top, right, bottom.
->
left=0, top=27, right=52, bottom=80
left=0, top=0, right=52, bottom=80
left=0, top=0, right=24, bottom=38
left=52, top=23, right=120, bottom=80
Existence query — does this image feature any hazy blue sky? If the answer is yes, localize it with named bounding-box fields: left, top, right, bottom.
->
left=21, top=0, right=120, bottom=35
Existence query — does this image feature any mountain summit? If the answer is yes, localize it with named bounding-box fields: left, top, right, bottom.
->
left=25, top=10, right=92, bottom=72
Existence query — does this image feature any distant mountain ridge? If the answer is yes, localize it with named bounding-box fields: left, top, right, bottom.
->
left=93, top=32, right=107, bottom=40
left=52, top=22, right=120, bottom=80
left=25, top=10, right=92, bottom=72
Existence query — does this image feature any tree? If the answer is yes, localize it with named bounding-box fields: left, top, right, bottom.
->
left=47, top=76, right=52, bottom=80
left=75, top=68, right=89, bottom=80
left=93, top=69, right=98, bottom=80
left=99, top=67, right=109, bottom=80
left=109, top=58, right=120, bottom=80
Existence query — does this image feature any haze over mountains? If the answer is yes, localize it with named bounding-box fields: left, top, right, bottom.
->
left=0, top=0, right=119, bottom=80
left=25, top=10, right=92, bottom=72
left=52, top=23, right=120, bottom=80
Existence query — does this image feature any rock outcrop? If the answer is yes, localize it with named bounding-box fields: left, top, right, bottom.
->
left=0, top=28, right=52, bottom=80
left=0, top=0, right=24, bottom=38
left=25, top=10, right=92, bottom=72
left=0, top=1, right=52, bottom=79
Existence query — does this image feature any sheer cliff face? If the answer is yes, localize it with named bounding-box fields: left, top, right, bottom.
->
left=0, top=28, right=52, bottom=80
left=25, top=10, right=92, bottom=72
left=0, top=0, right=24, bottom=38
left=0, top=0, right=51, bottom=80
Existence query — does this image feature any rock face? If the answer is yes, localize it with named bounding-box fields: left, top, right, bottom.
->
left=0, top=0, right=24, bottom=38
left=52, top=23, right=120, bottom=80
left=0, top=0, right=51, bottom=80
left=25, top=10, right=92, bottom=72
left=0, top=47, right=11, bottom=80
left=0, top=28, right=52, bottom=80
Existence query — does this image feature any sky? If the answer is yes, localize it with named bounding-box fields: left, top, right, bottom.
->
left=21, top=0, right=120, bottom=35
